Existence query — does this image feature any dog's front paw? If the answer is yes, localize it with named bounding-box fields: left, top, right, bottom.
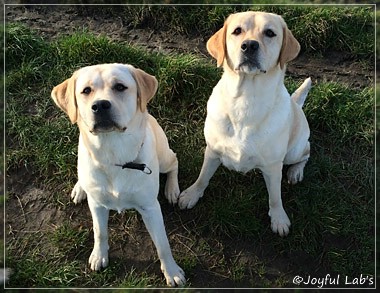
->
left=161, top=262, right=186, bottom=287
left=71, top=182, right=87, bottom=204
left=89, top=248, right=109, bottom=271
left=178, top=185, right=204, bottom=209
left=268, top=208, right=291, bottom=237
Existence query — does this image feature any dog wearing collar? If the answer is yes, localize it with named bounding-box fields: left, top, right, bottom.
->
left=178, top=11, right=311, bottom=236
left=51, top=63, right=185, bottom=286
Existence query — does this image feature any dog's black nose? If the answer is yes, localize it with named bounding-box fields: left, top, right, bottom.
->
left=241, top=40, right=259, bottom=53
left=92, top=100, right=111, bottom=114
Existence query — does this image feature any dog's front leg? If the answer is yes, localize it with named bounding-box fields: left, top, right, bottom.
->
left=262, top=163, right=291, bottom=237
left=178, top=146, right=221, bottom=209
left=137, top=201, right=186, bottom=287
left=87, top=197, right=110, bottom=270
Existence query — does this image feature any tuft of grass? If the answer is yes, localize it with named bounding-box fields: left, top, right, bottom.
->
left=273, top=6, right=374, bottom=56
left=195, top=171, right=265, bottom=239
left=118, top=268, right=161, bottom=288
left=287, top=79, right=374, bottom=145
left=5, top=24, right=50, bottom=70
left=50, top=222, right=90, bottom=255
left=6, top=231, right=83, bottom=287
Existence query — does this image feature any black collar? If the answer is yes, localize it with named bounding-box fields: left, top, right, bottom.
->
left=115, top=162, right=152, bottom=174
left=114, top=131, right=151, bottom=174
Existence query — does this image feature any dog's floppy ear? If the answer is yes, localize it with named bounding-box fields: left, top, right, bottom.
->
left=207, top=22, right=228, bottom=67
left=51, top=72, right=78, bottom=124
left=131, top=67, right=158, bottom=112
left=278, top=27, right=300, bottom=69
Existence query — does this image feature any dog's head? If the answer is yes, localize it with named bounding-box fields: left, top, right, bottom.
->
left=207, top=11, right=300, bottom=75
left=51, top=63, right=158, bottom=135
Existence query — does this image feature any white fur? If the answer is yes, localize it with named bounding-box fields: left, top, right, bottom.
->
left=179, top=12, right=311, bottom=237
left=51, top=64, right=185, bottom=286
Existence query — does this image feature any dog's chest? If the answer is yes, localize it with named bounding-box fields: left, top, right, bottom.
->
left=86, top=169, right=158, bottom=212
left=210, top=120, right=266, bottom=172
left=78, top=131, right=159, bottom=212
left=205, top=93, right=288, bottom=172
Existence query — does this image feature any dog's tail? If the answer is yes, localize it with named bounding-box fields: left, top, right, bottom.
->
left=291, top=77, right=312, bottom=108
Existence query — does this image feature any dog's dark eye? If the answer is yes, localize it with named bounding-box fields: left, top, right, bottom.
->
left=264, top=29, right=276, bottom=38
left=82, top=87, right=92, bottom=95
left=232, top=27, right=242, bottom=35
left=114, top=83, right=127, bottom=92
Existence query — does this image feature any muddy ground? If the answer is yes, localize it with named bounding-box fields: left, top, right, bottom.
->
left=4, top=4, right=375, bottom=289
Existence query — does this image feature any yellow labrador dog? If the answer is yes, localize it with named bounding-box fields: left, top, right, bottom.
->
left=51, top=63, right=185, bottom=286
left=179, top=11, right=312, bottom=236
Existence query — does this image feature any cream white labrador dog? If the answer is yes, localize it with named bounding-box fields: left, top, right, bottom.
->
left=51, top=63, right=185, bottom=286
left=179, top=11, right=312, bottom=236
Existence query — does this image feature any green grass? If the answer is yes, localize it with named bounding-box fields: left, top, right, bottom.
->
left=5, top=6, right=375, bottom=289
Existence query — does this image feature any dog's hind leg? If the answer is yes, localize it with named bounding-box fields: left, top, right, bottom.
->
left=71, top=181, right=87, bottom=204
left=287, top=159, right=308, bottom=184
left=286, top=141, right=310, bottom=185
left=161, top=151, right=180, bottom=205
left=149, top=115, right=180, bottom=205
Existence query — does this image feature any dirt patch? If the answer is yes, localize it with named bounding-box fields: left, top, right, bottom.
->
left=6, top=167, right=67, bottom=234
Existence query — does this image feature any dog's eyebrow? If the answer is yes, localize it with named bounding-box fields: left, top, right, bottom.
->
left=79, top=75, right=103, bottom=89
left=105, top=77, right=126, bottom=87
left=263, top=23, right=276, bottom=30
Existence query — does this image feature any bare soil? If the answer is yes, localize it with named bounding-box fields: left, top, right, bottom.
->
left=4, top=5, right=375, bottom=288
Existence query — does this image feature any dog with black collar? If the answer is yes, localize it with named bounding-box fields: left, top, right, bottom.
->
left=51, top=63, right=185, bottom=287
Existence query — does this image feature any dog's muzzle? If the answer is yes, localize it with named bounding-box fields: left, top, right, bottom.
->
left=90, top=100, right=126, bottom=134
left=236, top=40, right=266, bottom=73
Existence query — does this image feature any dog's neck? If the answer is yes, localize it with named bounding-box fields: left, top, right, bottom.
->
left=220, top=64, right=286, bottom=99
left=215, top=64, right=289, bottom=126
left=78, top=112, right=147, bottom=166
